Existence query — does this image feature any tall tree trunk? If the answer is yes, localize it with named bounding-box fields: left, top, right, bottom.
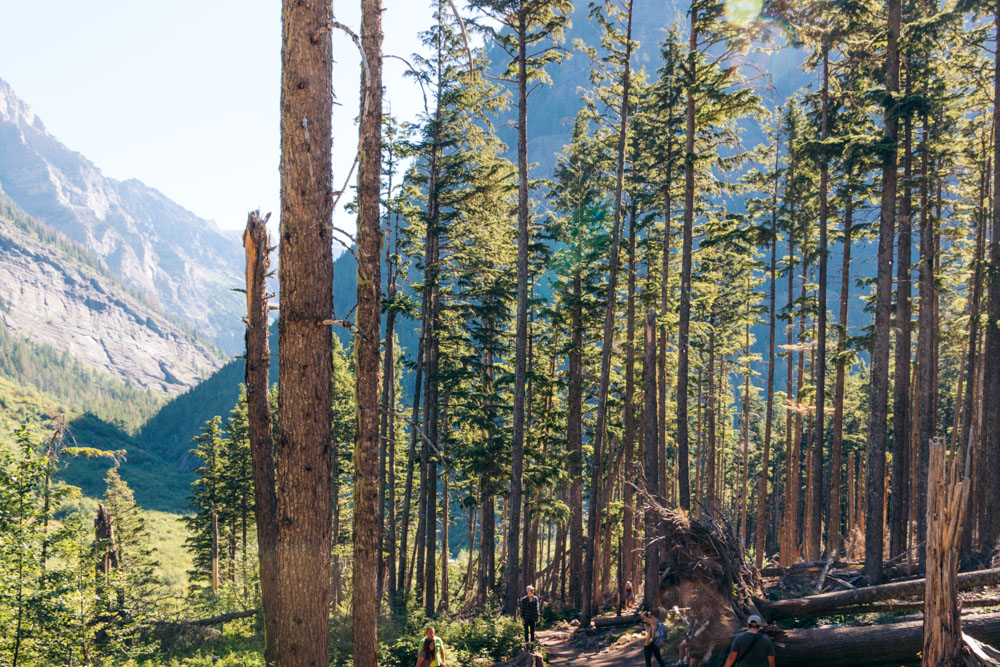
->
left=865, top=0, right=900, bottom=586
left=399, top=292, right=428, bottom=596
left=890, top=107, right=913, bottom=560
left=706, top=335, right=717, bottom=510
left=755, top=137, right=780, bottom=567
left=676, top=2, right=699, bottom=512
left=440, top=406, right=450, bottom=613
left=739, top=316, right=751, bottom=545
left=915, top=111, right=935, bottom=565
left=354, top=0, right=383, bottom=661
left=242, top=211, right=279, bottom=663
left=659, top=133, right=673, bottom=513
left=568, top=273, right=584, bottom=610
left=960, top=154, right=989, bottom=552
left=643, top=310, right=661, bottom=613
left=276, top=0, right=334, bottom=659
left=981, top=4, right=1000, bottom=551
left=583, top=0, right=633, bottom=626
left=806, top=48, right=829, bottom=562
left=782, top=169, right=799, bottom=566
left=623, top=203, right=638, bottom=603
left=829, top=180, right=854, bottom=557
left=504, top=6, right=530, bottom=617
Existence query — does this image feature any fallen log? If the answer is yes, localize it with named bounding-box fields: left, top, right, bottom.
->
left=761, top=560, right=860, bottom=578
left=593, top=613, right=640, bottom=628
left=814, top=596, right=1000, bottom=618
left=760, top=567, right=1000, bottom=621
left=774, top=612, right=1000, bottom=666
left=188, top=609, right=257, bottom=626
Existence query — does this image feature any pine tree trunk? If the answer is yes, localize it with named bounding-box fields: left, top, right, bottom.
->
left=960, top=154, right=989, bottom=552
left=706, top=336, right=717, bottom=510
left=806, top=49, right=829, bottom=563
left=659, top=141, right=673, bottom=511
left=755, top=138, right=780, bottom=567
left=829, top=182, right=853, bottom=557
left=378, top=228, right=397, bottom=605
left=505, top=6, right=530, bottom=617
left=399, top=290, right=428, bottom=596
left=353, top=1, right=383, bottom=661
left=623, top=208, right=638, bottom=605
left=982, top=3, right=1000, bottom=552
left=676, top=3, right=698, bottom=512
left=276, top=0, right=335, bottom=658
left=915, top=112, right=935, bottom=568
left=582, top=0, right=633, bottom=626
left=890, top=108, right=913, bottom=561
left=643, top=309, right=661, bottom=613
left=242, top=211, right=279, bottom=663
left=782, top=195, right=799, bottom=566
left=739, top=317, right=751, bottom=544
left=568, top=273, right=584, bottom=610
left=865, top=0, right=900, bottom=586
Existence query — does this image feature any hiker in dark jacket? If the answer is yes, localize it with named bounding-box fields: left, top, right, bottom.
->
left=518, top=585, right=541, bottom=646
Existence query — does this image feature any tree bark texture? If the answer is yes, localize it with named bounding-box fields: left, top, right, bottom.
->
left=242, top=211, right=280, bottom=664
left=643, top=309, right=661, bottom=614
left=505, top=5, right=530, bottom=617
left=890, top=113, right=913, bottom=560
left=865, top=0, right=900, bottom=586
left=676, top=4, right=698, bottom=512
left=353, top=0, right=383, bottom=663
left=583, top=0, right=633, bottom=625
left=276, top=0, right=334, bottom=660
left=922, top=437, right=972, bottom=667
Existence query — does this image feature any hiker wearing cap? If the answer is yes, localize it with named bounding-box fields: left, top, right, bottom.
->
left=518, top=585, right=541, bottom=647
left=722, top=615, right=774, bottom=667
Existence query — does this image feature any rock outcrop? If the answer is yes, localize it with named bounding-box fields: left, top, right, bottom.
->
left=0, top=196, right=221, bottom=393
left=0, top=77, right=243, bottom=352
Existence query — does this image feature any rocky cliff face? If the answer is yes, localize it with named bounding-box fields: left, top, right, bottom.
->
left=0, top=77, right=244, bottom=352
left=0, top=195, right=222, bottom=393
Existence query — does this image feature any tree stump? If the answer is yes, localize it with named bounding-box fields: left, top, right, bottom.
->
left=923, top=436, right=971, bottom=666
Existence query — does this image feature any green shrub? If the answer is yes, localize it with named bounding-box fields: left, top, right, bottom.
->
left=441, top=614, right=523, bottom=663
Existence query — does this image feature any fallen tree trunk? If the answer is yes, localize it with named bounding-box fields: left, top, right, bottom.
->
left=760, top=568, right=1000, bottom=621
left=762, top=560, right=860, bottom=578
left=774, top=612, right=1000, bottom=666
left=820, top=596, right=1000, bottom=617
left=593, top=613, right=640, bottom=628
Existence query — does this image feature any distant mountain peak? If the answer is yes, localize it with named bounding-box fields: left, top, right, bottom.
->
left=0, top=76, right=244, bottom=352
left=0, top=77, right=45, bottom=132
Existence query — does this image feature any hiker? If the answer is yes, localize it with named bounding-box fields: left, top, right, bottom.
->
left=722, top=615, right=774, bottom=667
left=415, top=636, right=436, bottom=667
left=624, top=580, right=635, bottom=610
left=518, top=584, right=541, bottom=647
left=416, top=626, right=447, bottom=667
left=640, top=610, right=668, bottom=667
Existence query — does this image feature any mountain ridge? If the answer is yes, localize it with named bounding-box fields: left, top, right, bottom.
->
left=0, top=76, right=245, bottom=352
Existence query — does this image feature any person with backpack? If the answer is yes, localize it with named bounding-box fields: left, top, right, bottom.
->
left=640, top=610, right=668, bottom=667
left=518, top=585, right=541, bottom=647
left=722, top=615, right=774, bottom=667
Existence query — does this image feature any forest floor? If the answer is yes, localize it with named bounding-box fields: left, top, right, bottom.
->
left=536, top=623, right=649, bottom=665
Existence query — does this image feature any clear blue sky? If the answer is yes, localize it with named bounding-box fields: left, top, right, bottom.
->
left=0, top=1, right=436, bottom=232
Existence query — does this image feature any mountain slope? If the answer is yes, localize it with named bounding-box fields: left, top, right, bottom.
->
left=0, top=77, right=245, bottom=352
left=0, top=192, right=222, bottom=393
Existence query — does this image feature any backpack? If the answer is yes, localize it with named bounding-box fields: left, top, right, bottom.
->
left=653, top=622, right=669, bottom=648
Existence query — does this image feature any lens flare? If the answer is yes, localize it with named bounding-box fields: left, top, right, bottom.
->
left=724, top=0, right=763, bottom=27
